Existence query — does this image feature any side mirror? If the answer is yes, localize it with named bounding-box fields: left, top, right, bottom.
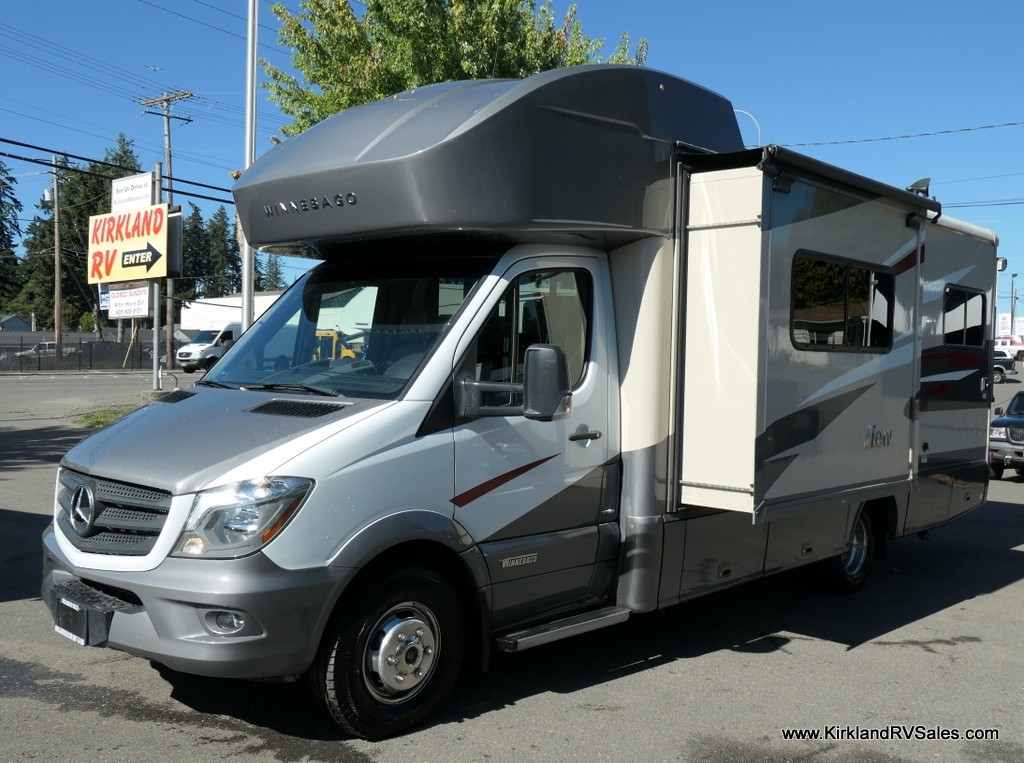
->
left=523, top=344, right=572, bottom=421
left=995, top=407, right=1004, bottom=416
left=456, top=343, right=573, bottom=421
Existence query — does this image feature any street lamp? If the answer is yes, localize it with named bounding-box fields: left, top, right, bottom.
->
left=1012, top=273, right=1018, bottom=338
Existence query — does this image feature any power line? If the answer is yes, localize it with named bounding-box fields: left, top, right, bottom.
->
left=0, top=141, right=233, bottom=205
left=137, top=0, right=289, bottom=59
left=784, top=120, right=1024, bottom=147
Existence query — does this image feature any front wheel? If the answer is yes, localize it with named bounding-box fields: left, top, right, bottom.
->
left=990, top=463, right=1005, bottom=480
left=826, top=509, right=875, bottom=594
left=310, top=566, right=464, bottom=740
left=994, top=367, right=1006, bottom=384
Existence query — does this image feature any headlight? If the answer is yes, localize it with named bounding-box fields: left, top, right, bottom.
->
left=173, top=477, right=313, bottom=559
left=990, top=426, right=1007, bottom=439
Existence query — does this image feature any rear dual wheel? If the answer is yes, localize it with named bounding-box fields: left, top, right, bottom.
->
left=310, top=566, right=463, bottom=740
left=827, top=509, right=875, bottom=594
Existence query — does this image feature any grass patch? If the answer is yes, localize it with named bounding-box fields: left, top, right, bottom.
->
left=78, top=407, right=136, bottom=428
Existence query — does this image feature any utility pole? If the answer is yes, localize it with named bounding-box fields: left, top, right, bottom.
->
left=141, top=90, right=192, bottom=369
left=52, top=155, right=62, bottom=355
left=241, top=0, right=258, bottom=330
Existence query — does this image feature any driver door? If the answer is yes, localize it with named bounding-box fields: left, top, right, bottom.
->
left=452, top=256, right=619, bottom=631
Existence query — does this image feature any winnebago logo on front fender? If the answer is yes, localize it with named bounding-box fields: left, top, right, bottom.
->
left=500, top=553, right=538, bottom=570
left=263, top=193, right=358, bottom=217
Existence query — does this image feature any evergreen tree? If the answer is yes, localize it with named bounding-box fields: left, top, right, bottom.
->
left=206, top=206, right=241, bottom=297
left=8, top=211, right=56, bottom=330
left=0, top=159, right=24, bottom=310
left=179, top=203, right=209, bottom=302
left=263, top=253, right=287, bottom=291
left=264, top=0, right=647, bottom=136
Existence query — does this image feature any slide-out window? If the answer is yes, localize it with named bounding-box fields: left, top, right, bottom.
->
left=791, top=251, right=894, bottom=352
left=943, top=286, right=985, bottom=347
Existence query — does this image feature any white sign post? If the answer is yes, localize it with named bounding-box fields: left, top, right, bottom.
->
left=111, top=172, right=157, bottom=212
left=108, top=283, right=151, bottom=320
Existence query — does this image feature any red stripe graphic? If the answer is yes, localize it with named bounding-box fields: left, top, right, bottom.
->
left=451, top=454, right=559, bottom=508
left=892, top=244, right=924, bottom=276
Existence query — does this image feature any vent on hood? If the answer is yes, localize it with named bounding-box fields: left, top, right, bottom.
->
left=249, top=400, right=349, bottom=418
left=157, top=389, right=196, bottom=404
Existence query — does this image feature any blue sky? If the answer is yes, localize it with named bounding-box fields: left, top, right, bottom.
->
left=3, top=1, right=1023, bottom=313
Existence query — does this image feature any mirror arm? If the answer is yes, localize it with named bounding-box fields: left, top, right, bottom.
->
left=457, top=377, right=523, bottom=418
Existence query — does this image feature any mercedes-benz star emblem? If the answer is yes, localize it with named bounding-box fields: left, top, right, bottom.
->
left=69, top=485, right=96, bottom=537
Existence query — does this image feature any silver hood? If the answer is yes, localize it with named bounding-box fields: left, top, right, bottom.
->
left=61, top=388, right=383, bottom=494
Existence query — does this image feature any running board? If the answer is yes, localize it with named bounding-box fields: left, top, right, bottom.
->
left=495, top=606, right=631, bottom=653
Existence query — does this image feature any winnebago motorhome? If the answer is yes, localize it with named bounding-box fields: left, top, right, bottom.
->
left=42, top=66, right=998, bottom=739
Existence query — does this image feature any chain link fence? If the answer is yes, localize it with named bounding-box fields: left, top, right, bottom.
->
left=0, top=336, right=186, bottom=373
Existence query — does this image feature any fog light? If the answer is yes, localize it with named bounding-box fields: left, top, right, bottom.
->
left=214, top=611, right=245, bottom=633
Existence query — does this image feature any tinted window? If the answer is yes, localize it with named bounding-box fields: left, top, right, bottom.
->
left=474, top=269, right=592, bottom=405
left=792, top=252, right=894, bottom=351
left=943, top=286, right=985, bottom=347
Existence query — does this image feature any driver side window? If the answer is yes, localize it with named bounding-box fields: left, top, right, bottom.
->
left=475, top=269, right=591, bottom=403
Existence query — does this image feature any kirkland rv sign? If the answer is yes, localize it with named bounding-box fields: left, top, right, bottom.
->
left=87, top=203, right=168, bottom=284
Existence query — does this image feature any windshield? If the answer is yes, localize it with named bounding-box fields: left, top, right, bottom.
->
left=190, top=330, right=219, bottom=344
left=203, top=251, right=498, bottom=400
left=1006, top=394, right=1024, bottom=416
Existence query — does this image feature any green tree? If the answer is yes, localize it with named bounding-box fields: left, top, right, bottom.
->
left=8, top=210, right=56, bottom=331
left=0, top=159, right=24, bottom=310
left=205, top=206, right=241, bottom=298
left=178, top=202, right=209, bottom=302
left=262, top=253, right=287, bottom=291
left=264, top=0, right=647, bottom=136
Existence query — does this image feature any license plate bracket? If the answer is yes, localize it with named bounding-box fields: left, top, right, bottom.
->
left=52, top=586, right=114, bottom=646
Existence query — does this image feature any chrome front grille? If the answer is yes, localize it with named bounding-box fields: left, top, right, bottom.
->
left=57, top=469, right=172, bottom=556
left=1008, top=426, right=1024, bottom=444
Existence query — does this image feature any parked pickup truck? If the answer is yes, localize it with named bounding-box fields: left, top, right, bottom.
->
left=994, top=336, right=1024, bottom=360
left=990, top=390, right=1024, bottom=478
left=15, top=341, right=78, bottom=358
left=994, top=350, right=1017, bottom=383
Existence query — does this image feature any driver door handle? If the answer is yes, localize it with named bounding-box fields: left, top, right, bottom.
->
left=569, top=430, right=602, bottom=442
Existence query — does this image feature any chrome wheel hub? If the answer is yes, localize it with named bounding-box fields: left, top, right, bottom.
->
left=366, top=604, right=438, bottom=702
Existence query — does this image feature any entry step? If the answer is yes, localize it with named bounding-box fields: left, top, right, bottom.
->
left=495, top=606, right=630, bottom=653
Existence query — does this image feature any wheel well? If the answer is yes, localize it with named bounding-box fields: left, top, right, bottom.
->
left=860, top=497, right=895, bottom=560
left=330, top=540, right=485, bottom=671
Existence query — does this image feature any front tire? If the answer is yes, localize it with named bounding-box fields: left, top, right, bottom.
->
left=827, top=509, right=875, bottom=594
left=311, top=566, right=464, bottom=740
left=990, top=463, right=1005, bottom=480
left=994, top=367, right=1006, bottom=384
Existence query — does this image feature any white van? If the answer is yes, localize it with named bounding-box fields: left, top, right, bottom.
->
left=175, top=322, right=241, bottom=373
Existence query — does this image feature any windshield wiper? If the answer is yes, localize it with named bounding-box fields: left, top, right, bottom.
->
left=240, top=382, right=340, bottom=397
left=195, top=379, right=236, bottom=389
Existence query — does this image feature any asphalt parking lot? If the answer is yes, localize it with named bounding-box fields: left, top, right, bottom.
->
left=1, top=373, right=1022, bottom=762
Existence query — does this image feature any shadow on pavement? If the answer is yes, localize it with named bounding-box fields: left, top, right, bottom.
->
left=0, top=423, right=89, bottom=474
left=151, top=499, right=1024, bottom=739
left=0, top=510, right=50, bottom=603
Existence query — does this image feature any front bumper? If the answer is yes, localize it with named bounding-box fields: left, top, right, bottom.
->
left=988, top=441, right=1024, bottom=469
left=41, top=523, right=352, bottom=680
